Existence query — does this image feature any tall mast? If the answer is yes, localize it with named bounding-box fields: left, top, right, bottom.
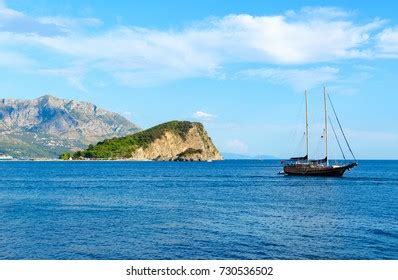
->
left=324, top=86, right=328, bottom=166
left=305, top=90, right=309, bottom=162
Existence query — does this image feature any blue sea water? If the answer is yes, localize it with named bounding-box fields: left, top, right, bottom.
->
left=0, top=160, right=397, bottom=260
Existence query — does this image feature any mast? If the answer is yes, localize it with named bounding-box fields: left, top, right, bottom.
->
left=305, top=90, right=309, bottom=162
left=324, top=86, right=328, bottom=166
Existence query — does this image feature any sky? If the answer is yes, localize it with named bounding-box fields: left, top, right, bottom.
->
left=1, top=0, right=398, bottom=159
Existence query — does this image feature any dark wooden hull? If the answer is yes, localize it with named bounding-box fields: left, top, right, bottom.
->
left=283, top=162, right=357, bottom=177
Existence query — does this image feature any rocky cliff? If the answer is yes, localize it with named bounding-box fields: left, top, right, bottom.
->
left=71, top=121, right=222, bottom=161
left=0, top=95, right=139, bottom=158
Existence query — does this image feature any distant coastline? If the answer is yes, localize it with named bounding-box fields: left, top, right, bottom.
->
left=3, top=158, right=398, bottom=162
left=222, top=152, right=278, bottom=160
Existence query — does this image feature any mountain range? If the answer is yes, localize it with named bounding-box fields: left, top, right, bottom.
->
left=0, top=95, right=139, bottom=158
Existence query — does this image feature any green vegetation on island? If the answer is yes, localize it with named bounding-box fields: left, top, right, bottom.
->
left=61, top=121, right=203, bottom=160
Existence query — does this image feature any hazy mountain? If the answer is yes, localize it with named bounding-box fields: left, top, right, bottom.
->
left=0, top=95, right=139, bottom=158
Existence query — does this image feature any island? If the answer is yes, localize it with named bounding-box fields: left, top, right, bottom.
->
left=61, top=121, right=223, bottom=161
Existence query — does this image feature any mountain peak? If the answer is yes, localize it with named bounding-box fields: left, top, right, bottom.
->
left=0, top=96, right=140, bottom=158
left=37, top=94, right=56, bottom=100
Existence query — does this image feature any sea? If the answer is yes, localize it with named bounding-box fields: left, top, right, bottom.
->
left=0, top=160, right=397, bottom=260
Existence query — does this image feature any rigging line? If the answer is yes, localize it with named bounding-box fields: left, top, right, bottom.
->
left=328, top=115, right=346, bottom=160
left=327, top=93, right=357, bottom=161
left=287, top=94, right=305, bottom=156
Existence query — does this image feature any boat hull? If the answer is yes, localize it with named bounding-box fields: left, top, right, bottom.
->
left=283, top=162, right=357, bottom=177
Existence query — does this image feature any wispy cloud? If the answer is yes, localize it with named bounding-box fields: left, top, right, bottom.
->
left=285, top=6, right=354, bottom=21
left=346, top=129, right=398, bottom=158
left=0, top=4, right=395, bottom=89
left=121, top=111, right=133, bottom=120
left=376, top=26, right=398, bottom=57
left=327, top=64, right=376, bottom=95
left=0, top=5, right=67, bottom=36
left=225, top=139, right=249, bottom=154
left=347, top=129, right=398, bottom=142
left=38, top=66, right=87, bottom=92
left=38, top=16, right=102, bottom=28
left=0, top=51, right=34, bottom=68
left=238, top=66, right=339, bottom=91
left=193, top=111, right=216, bottom=120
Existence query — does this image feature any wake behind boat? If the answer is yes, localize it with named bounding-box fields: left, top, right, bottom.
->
left=282, top=87, right=357, bottom=177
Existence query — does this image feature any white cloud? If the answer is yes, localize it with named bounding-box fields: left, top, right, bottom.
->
left=286, top=6, right=352, bottom=20
left=38, top=67, right=87, bottom=92
left=353, top=64, right=376, bottom=71
left=189, top=10, right=382, bottom=64
left=36, top=16, right=103, bottom=35
left=0, top=4, right=394, bottom=87
left=326, top=65, right=375, bottom=95
left=347, top=129, right=398, bottom=142
left=345, top=129, right=398, bottom=159
left=30, top=26, right=219, bottom=87
left=376, top=26, right=398, bottom=57
left=0, top=5, right=67, bottom=36
left=121, top=111, right=133, bottom=120
left=239, top=66, right=339, bottom=91
left=38, top=16, right=102, bottom=28
left=226, top=139, right=249, bottom=154
left=193, top=111, right=216, bottom=120
left=0, top=3, right=102, bottom=36
left=0, top=51, right=34, bottom=68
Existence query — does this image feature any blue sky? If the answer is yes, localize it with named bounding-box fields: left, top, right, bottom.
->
left=1, top=0, right=398, bottom=159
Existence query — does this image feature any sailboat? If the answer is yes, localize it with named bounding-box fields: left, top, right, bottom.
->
left=282, top=87, right=357, bottom=177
